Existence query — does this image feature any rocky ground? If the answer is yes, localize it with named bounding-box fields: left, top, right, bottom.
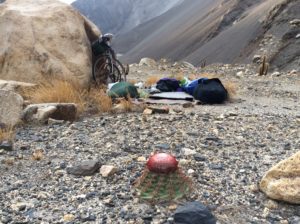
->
left=0, top=62, right=299, bottom=224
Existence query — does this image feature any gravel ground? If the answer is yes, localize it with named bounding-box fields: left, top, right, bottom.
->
left=0, top=64, right=299, bottom=224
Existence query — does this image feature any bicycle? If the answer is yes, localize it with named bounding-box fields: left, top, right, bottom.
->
left=92, top=49, right=128, bottom=86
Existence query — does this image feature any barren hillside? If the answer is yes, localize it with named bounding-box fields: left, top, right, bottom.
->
left=72, top=0, right=182, bottom=34
left=115, top=0, right=299, bottom=71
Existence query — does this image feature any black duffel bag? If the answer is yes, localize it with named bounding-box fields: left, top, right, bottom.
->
left=193, top=78, right=228, bottom=104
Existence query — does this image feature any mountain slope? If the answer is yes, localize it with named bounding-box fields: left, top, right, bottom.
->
left=73, top=0, right=299, bottom=70
left=72, top=0, right=182, bottom=34
left=115, top=0, right=293, bottom=68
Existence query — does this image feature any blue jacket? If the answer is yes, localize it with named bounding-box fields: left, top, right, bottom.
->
left=182, top=78, right=208, bottom=95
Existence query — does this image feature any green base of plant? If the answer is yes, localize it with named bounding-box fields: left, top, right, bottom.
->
left=138, top=171, right=191, bottom=201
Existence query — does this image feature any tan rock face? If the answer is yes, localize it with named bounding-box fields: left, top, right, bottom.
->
left=0, top=90, right=24, bottom=126
left=260, top=151, right=300, bottom=204
left=0, top=79, right=36, bottom=92
left=0, top=0, right=101, bottom=87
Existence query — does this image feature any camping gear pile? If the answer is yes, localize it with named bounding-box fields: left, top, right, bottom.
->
left=107, top=76, right=228, bottom=105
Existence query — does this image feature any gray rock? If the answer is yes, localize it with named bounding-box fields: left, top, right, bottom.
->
left=67, top=160, right=101, bottom=176
left=253, top=55, right=262, bottom=64
left=0, top=140, right=13, bottom=151
left=22, top=103, right=77, bottom=124
left=194, top=154, right=207, bottom=162
left=155, top=143, right=170, bottom=150
left=139, top=58, right=157, bottom=67
left=0, top=90, right=24, bottom=127
left=289, top=216, right=300, bottom=224
left=173, top=201, right=216, bottom=224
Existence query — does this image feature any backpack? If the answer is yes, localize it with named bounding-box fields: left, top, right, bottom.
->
left=156, top=78, right=180, bottom=92
left=108, top=82, right=139, bottom=99
left=91, top=39, right=108, bottom=56
left=193, top=78, right=228, bottom=104
left=182, top=78, right=208, bottom=95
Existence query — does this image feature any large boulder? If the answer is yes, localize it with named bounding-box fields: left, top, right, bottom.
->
left=0, top=90, right=24, bottom=126
left=0, top=0, right=101, bottom=87
left=260, top=151, right=300, bottom=204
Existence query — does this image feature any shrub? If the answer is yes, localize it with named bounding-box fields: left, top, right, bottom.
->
left=22, top=79, right=86, bottom=114
left=145, top=75, right=160, bottom=87
left=88, top=88, right=113, bottom=113
left=0, top=126, right=15, bottom=142
left=224, top=81, right=238, bottom=99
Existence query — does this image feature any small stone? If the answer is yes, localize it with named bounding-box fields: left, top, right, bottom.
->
left=289, top=70, right=298, bottom=75
left=249, top=184, right=259, bottom=193
left=289, top=216, right=300, bottom=224
left=63, top=214, right=75, bottom=222
left=179, top=159, right=190, bottom=165
left=37, top=192, right=50, bottom=200
left=1, top=216, right=12, bottom=224
left=67, top=160, right=101, bottom=176
left=81, top=214, right=96, bottom=222
left=209, top=164, right=224, bottom=170
left=194, top=154, right=206, bottom=162
left=271, top=72, right=281, bottom=77
left=100, top=165, right=117, bottom=177
left=137, top=156, right=146, bottom=162
left=11, top=202, right=33, bottom=211
left=48, top=118, right=64, bottom=125
left=289, top=19, right=300, bottom=26
left=155, top=143, right=170, bottom=150
left=143, top=108, right=153, bottom=115
left=264, top=200, right=279, bottom=210
left=168, top=204, right=178, bottom=211
left=139, top=58, right=156, bottom=67
left=187, top=169, right=195, bottom=174
left=253, top=55, right=262, bottom=63
left=236, top=71, right=244, bottom=77
left=181, top=148, right=196, bottom=156
left=55, top=170, right=65, bottom=176
left=182, top=102, right=194, bottom=108
left=147, top=106, right=169, bottom=114
left=0, top=141, right=13, bottom=151
left=262, top=208, right=270, bottom=218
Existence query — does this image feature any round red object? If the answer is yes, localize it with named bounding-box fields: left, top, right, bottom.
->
left=146, top=153, right=178, bottom=174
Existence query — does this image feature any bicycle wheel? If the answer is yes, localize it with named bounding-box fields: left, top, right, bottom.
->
left=114, top=59, right=128, bottom=82
left=93, top=55, right=112, bottom=86
left=109, top=64, right=122, bottom=83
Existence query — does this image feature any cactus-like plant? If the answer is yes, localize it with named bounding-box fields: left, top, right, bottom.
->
left=200, top=59, right=206, bottom=69
left=135, top=153, right=192, bottom=201
left=259, top=55, right=269, bottom=76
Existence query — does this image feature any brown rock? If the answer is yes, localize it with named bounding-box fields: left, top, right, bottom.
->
left=260, top=151, right=300, bottom=204
left=147, top=106, right=169, bottom=114
left=100, top=165, right=117, bottom=177
left=63, top=214, right=75, bottom=222
left=182, top=102, right=194, bottom=108
left=143, top=108, right=153, bottom=115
